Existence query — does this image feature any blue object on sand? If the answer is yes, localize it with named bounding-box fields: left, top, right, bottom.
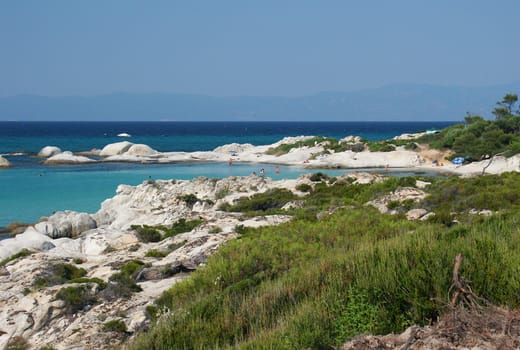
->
left=452, top=157, right=464, bottom=165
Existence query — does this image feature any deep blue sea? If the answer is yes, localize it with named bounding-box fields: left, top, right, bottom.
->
left=0, top=121, right=457, bottom=228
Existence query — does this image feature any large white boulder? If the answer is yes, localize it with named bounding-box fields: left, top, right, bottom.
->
left=0, top=227, right=54, bottom=260
left=37, top=146, right=62, bottom=158
left=0, top=156, right=10, bottom=168
left=99, top=141, right=134, bottom=157
left=43, top=151, right=95, bottom=165
left=34, top=211, right=97, bottom=238
left=126, top=143, right=158, bottom=156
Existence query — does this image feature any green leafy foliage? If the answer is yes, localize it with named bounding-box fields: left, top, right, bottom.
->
left=102, top=260, right=144, bottom=300
left=220, top=188, right=297, bottom=214
left=102, top=319, right=127, bottom=333
left=56, top=285, right=98, bottom=314
left=178, top=193, right=199, bottom=206
left=33, top=263, right=87, bottom=289
left=132, top=218, right=204, bottom=242
left=144, top=249, right=169, bottom=258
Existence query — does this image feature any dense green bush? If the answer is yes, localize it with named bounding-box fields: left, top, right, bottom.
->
left=102, top=260, right=144, bottom=300
left=132, top=219, right=203, bottom=242
left=144, top=249, right=169, bottom=258
left=367, top=141, right=396, bottom=152
left=102, top=319, right=127, bottom=333
left=220, top=188, right=297, bottom=214
left=132, top=225, right=162, bottom=243
left=295, top=183, right=312, bottom=192
left=178, top=193, right=199, bottom=206
left=34, top=263, right=87, bottom=289
left=56, top=285, right=98, bottom=314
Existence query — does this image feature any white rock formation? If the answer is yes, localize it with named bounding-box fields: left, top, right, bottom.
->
left=99, top=141, right=134, bottom=157
left=0, top=175, right=306, bottom=349
left=37, top=146, right=62, bottom=158
left=126, top=143, right=158, bottom=156
left=43, top=151, right=95, bottom=164
left=367, top=187, right=427, bottom=214
left=0, top=155, right=10, bottom=168
left=34, top=211, right=97, bottom=238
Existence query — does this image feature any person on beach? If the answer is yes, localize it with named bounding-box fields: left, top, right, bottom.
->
left=228, top=158, right=233, bottom=166
left=275, top=166, right=280, bottom=174
left=252, top=171, right=257, bottom=176
left=260, top=168, right=265, bottom=177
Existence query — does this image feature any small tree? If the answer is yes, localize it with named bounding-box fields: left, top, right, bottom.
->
left=493, top=93, right=518, bottom=119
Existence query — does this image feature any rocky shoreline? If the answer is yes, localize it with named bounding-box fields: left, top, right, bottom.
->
left=0, top=173, right=332, bottom=349
left=2, top=134, right=520, bottom=349
left=4, top=132, right=518, bottom=176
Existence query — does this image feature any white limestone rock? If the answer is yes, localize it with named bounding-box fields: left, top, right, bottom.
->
left=0, top=227, right=53, bottom=260
left=126, top=143, right=158, bottom=156
left=367, top=187, right=427, bottom=214
left=43, top=151, right=95, bottom=164
left=0, top=155, right=11, bottom=168
left=406, top=208, right=429, bottom=221
left=37, top=146, right=62, bottom=158
left=99, top=141, right=134, bottom=157
left=34, top=211, right=97, bottom=238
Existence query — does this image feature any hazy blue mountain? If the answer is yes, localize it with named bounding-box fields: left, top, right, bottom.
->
left=1, top=83, right=519, bottom=121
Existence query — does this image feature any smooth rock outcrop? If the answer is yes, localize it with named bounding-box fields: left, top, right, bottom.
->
left=37, top=146, right=62, bottom=158
left=126, top=143, right=158, bottom=156
left=0, top=155, right=11, bottom=168
left=0, top=227, right=53, bottom=260
left=99, top=141, right=134, bottom=157
left=43, top=151, right=95, bottom=164
left=367, top=186, right=427, bottom=214
left=34, top=211, right=96, bottom=238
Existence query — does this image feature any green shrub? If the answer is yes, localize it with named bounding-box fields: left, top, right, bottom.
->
left=309, top=172, right=329, bottom=182
left=132, top=225, right=162, bottom=243
left=221, top=188, right=297, bottom=214
left=179, top=193, right=199, bottom=207
left=0, top=249, right=33, bottom=267
left=296, top=183, right=312, bottom=192
left=208, top=226, right=223, bottom=233
left=34, top=263, right=87, bottom=289
left=56, top=285, right=97, bottom=313
left=145, top=249, right=169, bottom=258
left=367, top=142, right=396, bottom=152
left=102, top=319, right=127, bottom=333
left=102, top=260, right=144, bottom=300
left=70, top=277, right=107, bottom=289
left=386, top=200, right=400, bottom=210
left=145, top=305, right=160, bottom=322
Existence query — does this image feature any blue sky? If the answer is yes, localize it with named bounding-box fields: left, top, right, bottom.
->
left=1, top=0, right=519, bottom=97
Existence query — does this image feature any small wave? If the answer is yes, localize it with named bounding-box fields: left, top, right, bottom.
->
left=1, top=151, right=27, bottom=156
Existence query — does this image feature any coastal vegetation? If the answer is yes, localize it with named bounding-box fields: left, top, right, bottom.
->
left=127, top=171, right=520, bottom=349
left=263, top=94, right=520, bottom=164
left=417, top=94, right=520, bottom=161
left=131, top=218, right=204, bottom=243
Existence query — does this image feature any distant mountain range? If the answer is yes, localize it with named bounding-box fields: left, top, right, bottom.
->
left=1, top=83, right=519, bottom=121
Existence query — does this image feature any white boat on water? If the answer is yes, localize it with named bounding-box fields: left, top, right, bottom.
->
left=117, top=132, right=131, bottom=137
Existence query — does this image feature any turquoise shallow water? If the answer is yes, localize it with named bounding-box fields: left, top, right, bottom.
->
left=0, top=161, right=439, bottom=227
left=0, top=162, right=349, bottom=226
